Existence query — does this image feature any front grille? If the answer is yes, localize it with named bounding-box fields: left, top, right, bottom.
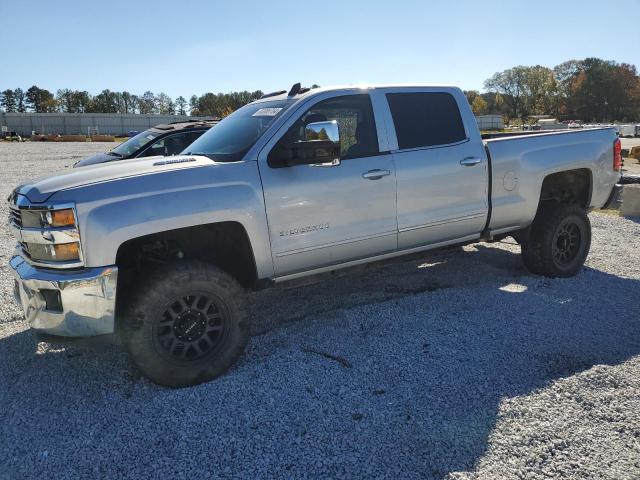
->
left=9, top=207, right=22, bottom=228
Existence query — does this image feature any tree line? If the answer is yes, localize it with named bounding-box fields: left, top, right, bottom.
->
left=2, top=58, right=639, bottom=122
left=467, top=58, right=640, bottom=123
left=0, top=86, right=265, bottom=118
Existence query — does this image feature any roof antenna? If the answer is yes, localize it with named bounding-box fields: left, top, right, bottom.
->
left=288, top=83, right=301, bottom=96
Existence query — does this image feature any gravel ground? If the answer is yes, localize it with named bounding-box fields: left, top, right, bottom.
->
left=0, top=142, right=639, bottom=479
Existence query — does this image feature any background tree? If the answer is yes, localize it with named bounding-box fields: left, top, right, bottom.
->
left=25, top=85, right=56, bottom=112
left=72, top=90, right=92, bottom=113
left=88, top=89, right=118, bottom=113
left=25, top=86, right=40, bottom=111
left=14, top=88, right=26, bottom=112
left=464, top=90, right=480, bottom=105
left=156, top=92, right=174, bottom=114
left=56, top=89, right=74, bottom=112
left=56, top=88, right=92, bottom=113
left=523, top=65, right=556, bottom=116
left=220, top=105, right=234, bottom=118
left=484, top=66, right=529, bottom=122
left=1, top=89, right=17, bottom=112
left=471, top=95, right=488, bottom=115
left=121, top=91, right=134, bottom=113
left=25, top=85, right=42, bottom=112
left=481, top=91, right=505, bottom=117
left=175, top=96, right=187, bottom=115
left=553, top=60, right=582, bottom=118
left=566, top=59, right=640, bottom=122
left=189, top=95, right=199, bottom=115
left=129, top=94, right=140, bottom=114
left=113, top=92, right=125, bottom=113
left=25, top=85, right=41, bottom=112
left=139, top=91, right=156, bottom=114
left=484, top=65, right=562, bottom=122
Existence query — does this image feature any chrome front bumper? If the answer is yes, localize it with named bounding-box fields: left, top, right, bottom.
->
left=10, top=254, right=118, bottom=337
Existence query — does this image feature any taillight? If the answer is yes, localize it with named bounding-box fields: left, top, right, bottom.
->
left=613, top=138, right=622, bottom=171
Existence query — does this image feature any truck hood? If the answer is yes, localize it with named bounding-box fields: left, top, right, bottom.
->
left=14, top=155, right=214, bottom=203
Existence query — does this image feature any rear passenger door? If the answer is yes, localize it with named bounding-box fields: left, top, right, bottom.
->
left=381, top=89, right=489, bottom=249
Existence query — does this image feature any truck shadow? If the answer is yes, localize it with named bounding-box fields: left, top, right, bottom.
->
left=248, top=242, right=527, bottom=335
left=1, top=243, right=638, bottom=478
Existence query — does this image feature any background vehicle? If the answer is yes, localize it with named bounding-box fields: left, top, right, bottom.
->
left=9, top=84, right=621, bottom=387
left=618, top=124, right=639, bottom=137
left=73, top=120, right=217, bottom=167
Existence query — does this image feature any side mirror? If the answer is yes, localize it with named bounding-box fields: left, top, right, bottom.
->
left=275, top=120, right=341, bottom=167
left=304, top=120, right=340, bottom=143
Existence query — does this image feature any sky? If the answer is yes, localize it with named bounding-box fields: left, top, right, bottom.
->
left=1, top=0, right=639, bottom=98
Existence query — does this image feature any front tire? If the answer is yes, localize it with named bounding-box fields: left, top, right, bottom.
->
left=122, top=261, right=249, bottom=387
left=521, top=204, right=591, bottom=278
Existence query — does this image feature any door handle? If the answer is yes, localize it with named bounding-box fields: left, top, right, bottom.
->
left=362, top=169, right=391, bottom=180
left=460, top=157, right=482, bottom=166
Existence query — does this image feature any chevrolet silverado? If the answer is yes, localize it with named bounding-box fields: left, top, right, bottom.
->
left=9, top=83, right=622, bottom=386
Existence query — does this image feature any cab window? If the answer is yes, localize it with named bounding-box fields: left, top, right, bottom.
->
left=271, top=94, right=378, bottom=165
left=386, top=92, right=466, bottom=150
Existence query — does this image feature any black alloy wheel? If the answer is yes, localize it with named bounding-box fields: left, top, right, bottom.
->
left=551, top=219, right=582, bottom=268
left=154, top=293, right=230, bottom=362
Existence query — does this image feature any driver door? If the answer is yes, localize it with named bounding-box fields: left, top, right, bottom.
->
left=258, top=93, right=397, bottom=277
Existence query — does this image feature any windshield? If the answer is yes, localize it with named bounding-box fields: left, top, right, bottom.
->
left=112, top=130, right=160, bottom=157
left=182, top=100, right=291, bottom=162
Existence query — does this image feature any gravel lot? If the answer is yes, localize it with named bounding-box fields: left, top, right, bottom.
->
left=0, top=142, right=639, bottom=479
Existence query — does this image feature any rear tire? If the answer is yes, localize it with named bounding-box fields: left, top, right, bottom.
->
left=122, top=260, right=249, bottom=387
left=521, top=204, right=591, bottom=278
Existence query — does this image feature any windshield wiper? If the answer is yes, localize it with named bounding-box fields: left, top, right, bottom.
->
left=107, top=151, right=123, bottom=158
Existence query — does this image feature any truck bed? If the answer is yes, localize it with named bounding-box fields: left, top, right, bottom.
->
left=482, top=127, right=620, bottom=235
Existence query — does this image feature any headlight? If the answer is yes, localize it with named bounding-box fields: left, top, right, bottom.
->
left=24, top=242, right=80, bottom=262
left=14, top=204, right=83, bottom=266
left=20, top=207, right=77, bottom=228
left=45, top=209, right=75, bottom=227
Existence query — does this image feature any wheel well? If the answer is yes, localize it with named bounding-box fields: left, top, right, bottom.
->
left=539, top=169, right=592, bottom=209
left=115, top=222, right=258, bottom=298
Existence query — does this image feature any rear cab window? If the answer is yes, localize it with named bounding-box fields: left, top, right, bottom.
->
left=386, top=92, right=467, bottom=150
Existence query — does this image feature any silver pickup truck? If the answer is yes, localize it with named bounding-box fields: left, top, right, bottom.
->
left=8, top=84, right=622, bottom=387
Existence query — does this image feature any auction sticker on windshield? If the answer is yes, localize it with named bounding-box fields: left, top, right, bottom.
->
left=252, top=108, right=283, bottom=117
